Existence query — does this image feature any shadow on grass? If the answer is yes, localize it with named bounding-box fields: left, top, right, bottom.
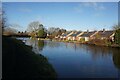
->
left=2, top=36, right=57, bottom=79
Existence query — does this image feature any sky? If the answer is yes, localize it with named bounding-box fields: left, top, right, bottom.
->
left=3, top=2, right=118, bottom=31
left=2, top=0, right=120, bottom=2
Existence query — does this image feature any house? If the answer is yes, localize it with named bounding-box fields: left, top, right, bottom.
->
left=55, top=35, right=60, bottom=40
left=58, top=29, right=115, bottom=42
left=93, top=30, right=115, bottom=41
left=76, top=32, right=84, bottom=41
left=60, top=31, right=74, bottom=40
left=78, top=31, right=98, bottom=41
left=67, top=31, right=83, bottom=41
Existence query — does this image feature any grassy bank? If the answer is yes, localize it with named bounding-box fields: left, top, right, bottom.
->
left=53, top=39, right=120, bottom=48
left=2, top=36, right=57, bottom=79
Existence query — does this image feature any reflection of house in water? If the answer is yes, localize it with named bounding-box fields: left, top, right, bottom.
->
left=65, top=43, right=68, bottom=48
left=70, top=43, right=77, bottom=51
left=65, top=42, right=79, bottom=51
left=84, top=45, right=112, bottom=60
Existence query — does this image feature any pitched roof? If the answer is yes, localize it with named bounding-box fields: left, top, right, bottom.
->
left=70, top=31, right=82, bottom=37
left=96, top=30, right=114, bottom=37
left=80, top=31, right=96, bottom=37
left=61, top=31, right=72, bottom=36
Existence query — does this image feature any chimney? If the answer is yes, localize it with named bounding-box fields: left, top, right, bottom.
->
left=103, top=28, right=105, bottom=32
left=87, top=30, right=89, bottom=33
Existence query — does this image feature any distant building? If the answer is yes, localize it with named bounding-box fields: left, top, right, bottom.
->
left=93, top=30, right=115, bottom=41
left=47, top=33, right=50, bottom=37
left=55, top=35, right=60, bottom=40
left=58, top=29, right=115, bottom=42
left=67, top=31, right=83, bottom=41
left=78, top=31, right=98, bottom=41
left=60, top=31, right=74, bottom=40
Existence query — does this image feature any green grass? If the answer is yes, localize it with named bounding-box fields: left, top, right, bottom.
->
left=2, top=36, right=57, bottom=79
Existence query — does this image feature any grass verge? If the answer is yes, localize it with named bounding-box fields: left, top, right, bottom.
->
left=2, top=36, right=57, bottom=79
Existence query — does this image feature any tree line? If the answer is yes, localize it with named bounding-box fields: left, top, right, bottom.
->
left=26, top=21, right=66, bottom=38
left=113, top=24, right=120, bottom=46
left=2, top=21, right=67, bottom=39
left=2, top=20, right=120, bottom=46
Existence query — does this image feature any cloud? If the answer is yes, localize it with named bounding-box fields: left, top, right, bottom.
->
left=73, top=2, right=107, bottom=19
left=74, top=5, right=83, bottom=13
left=83, top=3, right=106, bottom=17
left=82, top=2, right=106, bottom=10
left=74, top=2, right=106, bottom=17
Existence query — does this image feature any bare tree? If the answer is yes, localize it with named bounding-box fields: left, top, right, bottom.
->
left=9, top=23, right=22, bottom=32
left=27, top=21, right=44, bottom=32
left=3, top=27, right=17, bottom=35
left=1, top=6, right=8, bottom=34
left=0, top=7, right=2, bottom=35
left=47, top=27, right=66, bottom=36
left=26, top=21, right=47, bottom=38
left=47, top=27, right=57, bottom=34
left=113, top=24, right=120, bottom=30
left=0, top=2, right=2, bottom=26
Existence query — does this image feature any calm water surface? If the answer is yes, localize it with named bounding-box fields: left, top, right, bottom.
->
left=19, top=38, right=120, bottom=78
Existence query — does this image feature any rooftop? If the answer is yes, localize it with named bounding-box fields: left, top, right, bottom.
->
left=62, top=31, right=72, bottom=36
left=80, top=31, right=96, bottom=37
left=96, top=30, right=114, bottom=37
left=70, top=31, right=82, bottom=37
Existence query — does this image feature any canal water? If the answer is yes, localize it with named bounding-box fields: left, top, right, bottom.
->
left=18, top=38, right=120, bottom=78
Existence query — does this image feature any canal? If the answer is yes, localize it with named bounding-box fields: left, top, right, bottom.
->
left=18, top=38, right=120, bottom=78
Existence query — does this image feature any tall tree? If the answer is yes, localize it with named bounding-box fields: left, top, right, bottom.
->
left=3, top=27, right=17, bottom=35
left=1, top=7, right=7, bottom=34
left=114, top=29, right=120, bottom=45
left=113, top=24, right=120, bottom=46
left=47, top=27, right=57, bottom=34
left=27, top=21, right=47, bottom=38
left=27, top=21, right=43, bottom=32
left=0, top=7, right=2, bottom=35
left=47, top=27, right=66, bottom=37
left=113, top=24, right=120, bottom=30
left=38, top=28, right=44, bottom=38
left=9, top=23, right=22, bottom=31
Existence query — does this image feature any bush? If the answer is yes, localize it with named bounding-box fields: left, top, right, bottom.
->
left=79, top=38, right=85, bottom=43
left=114, top=29, right=120, bottom=46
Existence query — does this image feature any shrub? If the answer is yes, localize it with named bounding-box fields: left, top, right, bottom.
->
left=114, top=29, right=120, bottom=46
left=79, top=38, right=85, bottom=43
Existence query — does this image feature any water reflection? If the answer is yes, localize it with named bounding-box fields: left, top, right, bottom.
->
left=25, top=38, right=45, bottom=54
left=23, top=38, right=120, bottom=78
left=45, top=41, right=61, bottom=48
left=85, top=45, right=112, bottom=60
left=112, top=48, right=120, bottom=69
left=73, top=44, right=120, bottom=70
left=112, top=48, right=120, bottom=78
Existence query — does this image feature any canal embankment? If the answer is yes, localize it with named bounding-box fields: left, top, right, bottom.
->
left=52, top=39, right=120, bottom=48
left=2, top=36, right=57, bottom=79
